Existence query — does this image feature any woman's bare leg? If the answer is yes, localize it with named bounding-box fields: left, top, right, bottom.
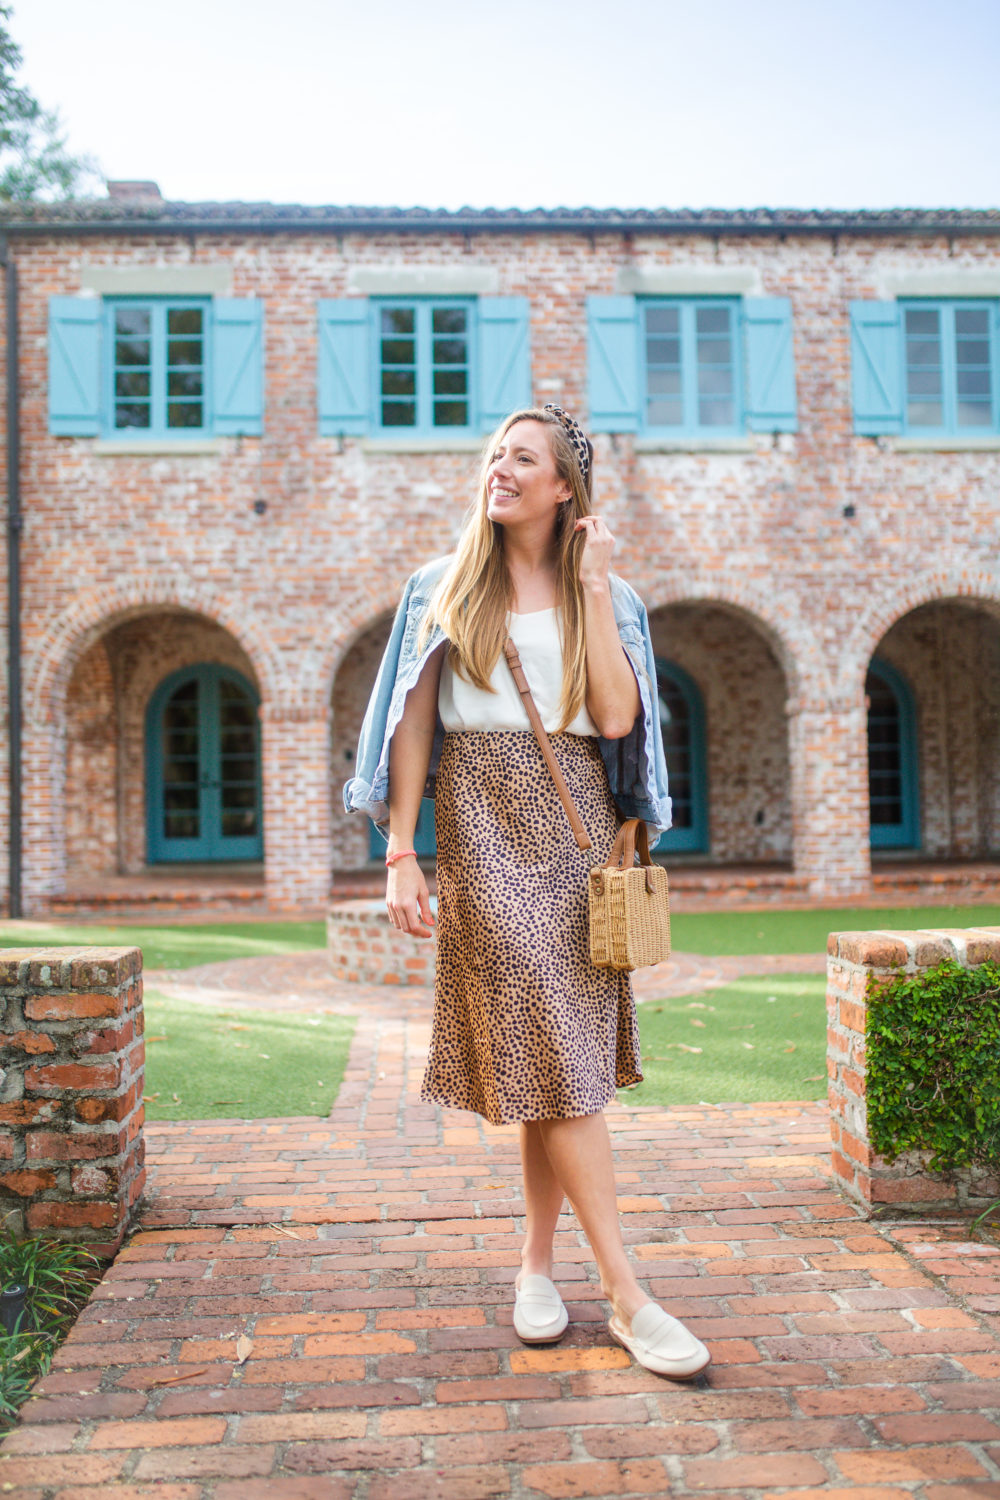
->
left=536, top=1112, right=648, bottom=1325
left=518, top=1121, right=565, bottom=1280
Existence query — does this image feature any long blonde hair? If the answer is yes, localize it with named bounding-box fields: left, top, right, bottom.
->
left=424, top=408, right=595, bottom=730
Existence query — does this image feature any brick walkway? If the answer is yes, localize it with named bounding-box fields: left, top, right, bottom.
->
left=2, top=965, right=1000, bottom=1497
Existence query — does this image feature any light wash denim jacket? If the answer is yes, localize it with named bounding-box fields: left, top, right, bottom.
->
left=342, top=555, right=672, bottom=844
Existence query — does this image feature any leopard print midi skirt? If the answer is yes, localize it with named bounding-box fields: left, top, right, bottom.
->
left=421, top=730, right=643, bottom=1127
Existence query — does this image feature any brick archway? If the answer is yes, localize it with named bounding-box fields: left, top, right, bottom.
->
left=27, top=583, right=283, bottom=729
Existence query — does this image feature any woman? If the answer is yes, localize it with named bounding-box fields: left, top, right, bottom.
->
left=345, top=405, right=710, bottom=1379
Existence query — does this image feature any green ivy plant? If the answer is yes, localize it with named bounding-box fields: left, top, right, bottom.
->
left=866, top=960, right=1000, bottom=1202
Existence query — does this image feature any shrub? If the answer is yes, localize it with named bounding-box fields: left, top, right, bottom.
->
left=866, top=959, right=1000, bottom=1174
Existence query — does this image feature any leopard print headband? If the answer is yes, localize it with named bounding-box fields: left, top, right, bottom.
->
left=543, top=403, right=591, bottom=485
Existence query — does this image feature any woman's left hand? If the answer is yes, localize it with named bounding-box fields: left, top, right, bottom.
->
left=574, top=515, right=616, bottom=590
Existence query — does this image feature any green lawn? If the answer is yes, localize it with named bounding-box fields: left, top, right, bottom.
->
left=0, top=920, right=326, bottom=970
left=670, top=904, right=1000, bottom=956
left=141, top=989, right=354, bottom=1120
left=627, top=973, right=827, bottom=1105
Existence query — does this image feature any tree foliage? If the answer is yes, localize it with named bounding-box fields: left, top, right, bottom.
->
left=0, top=3, right=101, bottom=201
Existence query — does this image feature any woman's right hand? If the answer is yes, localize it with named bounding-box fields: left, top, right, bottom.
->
left=386, top=857, right=435, bottom=939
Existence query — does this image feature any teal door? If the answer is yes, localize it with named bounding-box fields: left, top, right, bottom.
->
left=146, top=665, right=264, bottom=862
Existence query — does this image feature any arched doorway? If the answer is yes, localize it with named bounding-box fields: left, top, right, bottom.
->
left=656, top=659, right=708, bottom=852
left=868, top=599, right=1000, bottom=860
left=866, top=658, right=918, bottom=849
left=146, top=664, right=263, bottom=862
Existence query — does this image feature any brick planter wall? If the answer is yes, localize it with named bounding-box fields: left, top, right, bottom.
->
left=327, top=899, right=436, bottom=987
left=827, top=926, right=1000, bottom=1214
left=0, top=947, right=145, bottom=1253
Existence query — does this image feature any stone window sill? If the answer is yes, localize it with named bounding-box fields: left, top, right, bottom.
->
left=890, top=435, right=1000, bottom=452
left=361, top=435, right=485, bottom=453
left=633, top=435, right=758, bottom=454
left=92, top=438, right=227, bottom=456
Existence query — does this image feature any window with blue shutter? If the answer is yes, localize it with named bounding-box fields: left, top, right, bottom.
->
left=374, top=298, right=474, bottom=434
left=850, top=298, right=999, bottom=437
left=587, top=294, right=796, bottom=436
left=318, top=296, right=531, bottom=437
left=48, top=295, right=264, bottom=439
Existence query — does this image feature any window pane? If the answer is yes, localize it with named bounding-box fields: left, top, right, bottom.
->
left=115, top=307, right=150, bottom=338
left=168, top=370, right=203, bottom=397
left=434, top=369, right=467, bottom=395
left=648, top=398, right=683, bottom=427
left=382, top=370, right=415, bottom=396
left=648, top=369, right=682, bottom=396
left=646, top=338, right=681, bottom=366
left=168, top=401, right=203, bottom=428
left=115, top=403, right=150, bottom=429
left=955, top=306, right=992, bottom=429
left=433, top=400, right=468, bottom=426
left=658, top=673, right=693, bottom=828
left=115, top=371, right=150, bottom=398
left=696, top=305, right=730, bottom=335
left=382, top=401, right=416, bottom=426
left=380, top=338, right=414, bottom=365
left=115, top=337, right=150, bottom=366
left=646, top=306, right=679, bottom=335
left=908, top=401, right=944, bottom=428
left=905, top=306, right=943, bottom=428
left=168, top=338, right=202, bottom=367
left=381, top=308, right=415, bottom=336
left=168, top=308, right=203, bottom=336
left=432, top=308, right=466, bottom=334
left=906, top=308, right=939, bottom=336
left=698, top=365, right=733, bottom=396
left=699, top=398, right=735, bottom=426
left=955, top=308, right=989, bottom=336
left=433, top=338, right=466, bottom=365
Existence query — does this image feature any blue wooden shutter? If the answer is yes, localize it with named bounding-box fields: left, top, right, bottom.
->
left=850, top=301, right=903, bottom=435
left=743, top=297, right=798, bottom=432
left=211, top=299, right=263, bottom=436
left=48, top=297, right=101, bottom=435
left=587, top=296, right=639, bottom=431
left=318, top=300, right=371, bottom=436
left=477, top=297, right=531, bottom=429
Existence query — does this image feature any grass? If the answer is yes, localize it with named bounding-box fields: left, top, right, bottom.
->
left=142, top=989, right=354, bottom=1120
left=670, top=904, right=1000, bottom=956
left=625, top=974, right=828, bottom=1106
left=0, top=920, right=326, bottom=970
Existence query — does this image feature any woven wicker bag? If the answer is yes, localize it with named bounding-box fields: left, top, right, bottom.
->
left=588, top=819, right=671, bottom=971
left=503, top=639, right=671, bottom=974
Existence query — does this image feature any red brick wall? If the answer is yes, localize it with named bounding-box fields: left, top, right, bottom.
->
left=3, top=225, right=1000, bottom=909
left=0, top=946, right=145, bottom=1251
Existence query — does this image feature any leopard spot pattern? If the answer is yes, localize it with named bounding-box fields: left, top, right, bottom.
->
left=421, top=729, right=643, bottom=1127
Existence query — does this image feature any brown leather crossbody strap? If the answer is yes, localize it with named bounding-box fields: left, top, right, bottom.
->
left=503, top=637, right=593, bottom=854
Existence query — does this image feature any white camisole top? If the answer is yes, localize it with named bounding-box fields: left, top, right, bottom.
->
left=438, top=607, right=599, bottom=737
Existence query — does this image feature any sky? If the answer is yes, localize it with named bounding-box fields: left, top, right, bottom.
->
left=11, top=0, right=1000, bottom=212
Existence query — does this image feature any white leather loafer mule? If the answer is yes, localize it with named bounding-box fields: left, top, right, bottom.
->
left=513, top=1274, right=568, bottom=1344
left=608, top=1302, right=711, bottom=1379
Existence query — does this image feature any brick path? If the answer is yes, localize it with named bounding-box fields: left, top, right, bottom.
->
left=2, top=963, right=1000, bottom=1497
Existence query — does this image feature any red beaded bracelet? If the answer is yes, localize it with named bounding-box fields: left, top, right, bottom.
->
left=385, top=849, right=417, bottom=867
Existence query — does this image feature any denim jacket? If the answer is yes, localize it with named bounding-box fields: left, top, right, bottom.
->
left=343, top=555, right=672, bottom=844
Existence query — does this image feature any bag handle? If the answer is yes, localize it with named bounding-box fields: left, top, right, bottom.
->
left=503, top=637, right=593, bottom=854
left=606, top=817, right=657, bottom=893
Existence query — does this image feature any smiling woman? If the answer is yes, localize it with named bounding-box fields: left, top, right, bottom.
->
left=344, top=405, right=710, bottom=1379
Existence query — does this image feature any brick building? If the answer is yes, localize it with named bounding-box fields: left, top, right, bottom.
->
left=2, top=190, right=999, bottom=915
